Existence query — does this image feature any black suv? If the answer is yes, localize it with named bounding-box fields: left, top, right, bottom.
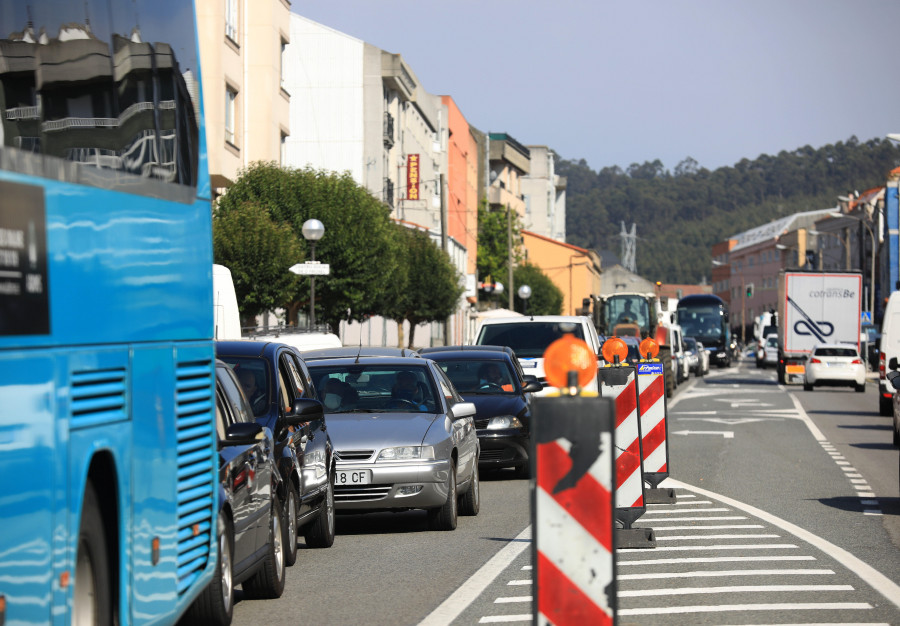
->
left=420, top=345, right=541, bottom=478
left=216, top=340, right=335, bottom=566
left=185, top=360, right=296, bottom=624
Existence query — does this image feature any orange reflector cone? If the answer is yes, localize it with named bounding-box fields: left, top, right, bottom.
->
left=543, top=334, right=598, bottom=389
left=639, top=337, right=660, bottom=359
left=601, top=337, right=628, bottom=365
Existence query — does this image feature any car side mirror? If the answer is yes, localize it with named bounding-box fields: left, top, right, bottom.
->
left=284, top=397, right=324, bottom=427
left=452, top=401, right=477, bottom=419
left=222, top=422, right=264, bottom=447
left=522, top=380, right=543, bottom=393
left=890, top=357, right=898, bottom=371
left=887, top=371, right=900, bottom=385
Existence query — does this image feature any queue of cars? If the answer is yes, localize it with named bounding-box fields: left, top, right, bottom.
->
left=192, top=315, right=695, bottom=623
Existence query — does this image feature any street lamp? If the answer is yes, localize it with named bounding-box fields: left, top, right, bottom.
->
left=302, top=218, right=325, bottom=330
left=828, top=210, right=876, bottom=316
left=517, top=284, right=532, bottom=316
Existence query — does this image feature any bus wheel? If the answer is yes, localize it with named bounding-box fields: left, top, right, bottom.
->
left=74, top=482, right=112, bottom=626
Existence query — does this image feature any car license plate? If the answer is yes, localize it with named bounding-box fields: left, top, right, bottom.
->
left=786, top=364, right=805, bottom=374
left=335, top=470, right=371, bottom=485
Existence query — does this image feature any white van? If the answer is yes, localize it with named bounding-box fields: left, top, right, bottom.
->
left=212, top=264, right=241, bottom=340
left=474, top=315, right=602, bottom=396
left=878, top=290, right=900, bottom=415
left=252, top=329, right=342, bottom=352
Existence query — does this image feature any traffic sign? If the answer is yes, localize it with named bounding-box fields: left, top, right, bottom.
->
left=290, top=262, right=330, bottom=276
left=861, top=311, right=872, bottom=324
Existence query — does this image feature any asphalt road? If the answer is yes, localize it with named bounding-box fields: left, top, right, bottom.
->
left=232, top=355, right=900, bottom=625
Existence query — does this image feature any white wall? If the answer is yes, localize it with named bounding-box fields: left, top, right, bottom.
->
left=284, top=14, right=364, bottom=180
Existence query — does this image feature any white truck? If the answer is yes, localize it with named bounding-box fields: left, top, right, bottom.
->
left=213, top=264, right=242, bottom=340
left=474, top=315, right=602, bottom=396
left=776, top=271, right=862, bottom=385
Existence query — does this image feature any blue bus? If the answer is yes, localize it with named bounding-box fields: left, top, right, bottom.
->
left=0, top=1, right=217, bottom=623
left=676, top=294, right=732, bottom=367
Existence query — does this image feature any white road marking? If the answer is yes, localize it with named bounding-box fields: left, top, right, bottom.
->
left=619, top=543, right=798, bottom=553
left=663, top=479, right=900, bottom=611
left=787, top=393, right=827, bottom=440
left=641, top=507, right=730, bottom=514
left=619, top=602, right=873, bottom=616
left=618, top=555, right=816, bottom=566
left=646, top=499, right=712, bottom=506
left=618, top=568, right=835, bottom=580
left=642, top=515, right=748, bottom=522
left=478, top=615, right=530, bottom=623
left=863, top=510, right=883, bottom=516
left=494, top=596, right=531, bottom=603
left=506, top=580, right=529, bottom=586
left=418, top=526, right=531, bottom=626
left=655, top=533, right=780, bottom=541
left=651, top=524, right=764, bottom=530
left=671, top=429, right=735, bottom=438
left=619, top=584, right=854, bottom=597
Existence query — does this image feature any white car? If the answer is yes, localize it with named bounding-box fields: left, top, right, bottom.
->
left=803, top=344, right=867, bottom=392
left=695, top=339, right=711, bottom=376
left=760, top=334, right=779, bottom=369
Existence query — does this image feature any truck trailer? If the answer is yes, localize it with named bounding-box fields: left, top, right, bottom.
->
left=776, top=271, right=862, bottom=385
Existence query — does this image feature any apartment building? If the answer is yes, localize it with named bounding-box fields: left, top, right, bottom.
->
left=521, top=146, right=567, bottom=241
left=283, top=14, right=477, bottom=345
left=196, top=0, right=290, bottom=197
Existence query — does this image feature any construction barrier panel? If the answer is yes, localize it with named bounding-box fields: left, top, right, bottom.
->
left=636, top=360, right=676, bottom=504
left=598, top=364, right=655, bottom=548
left=532, top=393, right=616, bottom=625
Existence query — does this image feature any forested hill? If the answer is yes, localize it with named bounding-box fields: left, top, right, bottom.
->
left=559, top=137, right=900, bottom=284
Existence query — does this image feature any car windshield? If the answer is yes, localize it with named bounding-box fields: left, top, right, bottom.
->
left=684, top=338, right=697, bottom=351
left=217, top=356, right=270, bottom=417
left=813, top=347, right=858, bottom=358
left=436, top=359, right=516, bottom=394
left=476, top=322, right=585, bottom=358
left=308, top=364, right=438, bottom=413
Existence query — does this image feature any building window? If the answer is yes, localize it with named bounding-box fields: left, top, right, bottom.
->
left=226, top=0, right=239, bottom=42
left=280, top=132, right=287, bottom=165
left=225, top=86, right=237, bottom=145
left=280, top=38, right=287, bottom=89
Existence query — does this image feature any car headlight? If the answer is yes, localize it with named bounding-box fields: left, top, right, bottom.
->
left=487, top=415, right=523, bottom=430
left=377, top=446, right=434, bottom=461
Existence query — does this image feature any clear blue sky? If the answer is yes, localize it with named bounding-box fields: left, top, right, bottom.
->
left=295, top=0, right=900, bottom=173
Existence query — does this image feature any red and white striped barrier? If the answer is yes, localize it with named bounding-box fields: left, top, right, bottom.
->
left=597, top=366, right=646, bottom=524
left=533, top=394, right=616, bottom=625
left=636, top=360, right=676, bottom=504
left=598, top=364, right=655, bottom=548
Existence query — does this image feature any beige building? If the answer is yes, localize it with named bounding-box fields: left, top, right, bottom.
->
left=197, top=0, right=291, bottom=196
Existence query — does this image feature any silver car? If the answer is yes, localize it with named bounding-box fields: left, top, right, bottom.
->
left=306, top=356, right=480, bottom=530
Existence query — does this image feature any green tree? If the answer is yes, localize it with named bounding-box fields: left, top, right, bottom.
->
left=513, top=263, right=563, bottom=315
left=213, top=201, right=303, bottom=326
left=477, top=202, right=524, bottom=305
left=384, top=226, right=463, bottom=348
left=216, top=162, right=398, bottom=333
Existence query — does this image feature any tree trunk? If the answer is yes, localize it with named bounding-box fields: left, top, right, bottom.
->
left=407, top=321, right=417, bottom=349
left=396, top=320, right=405, bottom=349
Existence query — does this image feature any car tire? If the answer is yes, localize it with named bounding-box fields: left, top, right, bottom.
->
left=73, top=482, right=112, bottom=626
left=855, top=383, right=866, bottom=393
left=304, top=474, right=336, bottom=549
left=283, top=485, right=299, bottom=566
left=242, top=491, right=286, bottom=599
left=803, top=381, right=813, bottom=391
left=185, top=516, right=233, bottom=626
left=880, top=395, right=893, bottom=416
left=428, top=460, right=458, bottom=531
left=893, top=426, right=899, bottom=447
left=459, top=460, right=480, bottom=516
